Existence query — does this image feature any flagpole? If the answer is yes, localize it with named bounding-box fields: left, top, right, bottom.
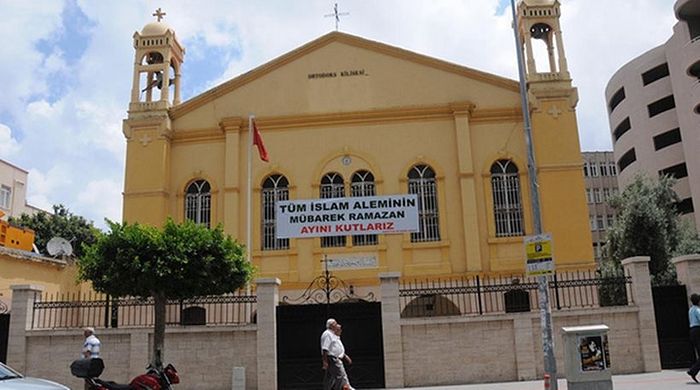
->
left=247, top=115, right=254, bottom=267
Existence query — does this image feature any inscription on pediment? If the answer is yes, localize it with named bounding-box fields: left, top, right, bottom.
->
left=308, top=69, right=368, bottom=80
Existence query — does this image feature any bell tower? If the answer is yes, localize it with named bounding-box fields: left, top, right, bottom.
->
left=129, top=8, right=185, bottom=113
left=515, top=1, right=593, bottom=265
left=122, top=8, right=185, bottom=226
left=517, top=0, right=569, bottom=83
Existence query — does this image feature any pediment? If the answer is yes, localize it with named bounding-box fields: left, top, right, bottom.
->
left=169, top=32, right=520, bottom=126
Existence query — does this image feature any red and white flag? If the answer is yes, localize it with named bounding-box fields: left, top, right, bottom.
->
left=252, top=119, right=269, bottom=162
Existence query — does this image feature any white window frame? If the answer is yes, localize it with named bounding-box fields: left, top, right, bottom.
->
left=593, top=189, right=602, bottom=203
left=586, top=189, right=592, bottom=204
left=590, top=163, right=599, bottom=177
left=185, top=180, right=211, bottom=228
left=0, top=185, right=10, bottom=209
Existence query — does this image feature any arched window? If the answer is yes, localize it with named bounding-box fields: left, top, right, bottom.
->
left=261, top=174, right=289, bottom=250
left=408, top=165, right=440, bottom=242
left=185, top=180, right=211, bottom=228
left=491, top=160, right=524, bottom=237
left=321, top=172, right=346, bottom=248
left=351, top=170, right=377, bottom=246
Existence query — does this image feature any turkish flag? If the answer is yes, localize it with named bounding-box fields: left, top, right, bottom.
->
left=252, top=120, right=269, bottom=162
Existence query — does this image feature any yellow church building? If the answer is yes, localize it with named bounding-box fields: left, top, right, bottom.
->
left=122, top=0, right=593, bottom=291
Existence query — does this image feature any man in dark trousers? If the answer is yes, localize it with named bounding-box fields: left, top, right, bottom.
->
left=689, top=293, right=700, bottom=383
left=321, top=318, right=353, bottom=390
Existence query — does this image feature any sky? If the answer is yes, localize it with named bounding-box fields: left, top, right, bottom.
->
left=0, top=0, right=677, bottom=229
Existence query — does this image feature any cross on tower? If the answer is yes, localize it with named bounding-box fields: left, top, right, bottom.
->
left=324, top=3, right=349, bottom=31
left=152, top=8, right=166, bottom=22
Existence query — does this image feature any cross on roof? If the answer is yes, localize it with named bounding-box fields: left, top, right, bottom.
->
left=152, top=8, right=166, bottom=22
left=324, top=3, right=349, bottom=31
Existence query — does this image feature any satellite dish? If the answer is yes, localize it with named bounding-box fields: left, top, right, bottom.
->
left=46, top=237, right=73, bottom=257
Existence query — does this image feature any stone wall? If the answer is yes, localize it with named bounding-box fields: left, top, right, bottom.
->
left=400, top=307, right=642, bottom=387
left=21, top=326, right=257, bottom=390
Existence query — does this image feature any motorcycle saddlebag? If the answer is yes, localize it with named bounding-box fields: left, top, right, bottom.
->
left=70, top=358, right=105, bottom=378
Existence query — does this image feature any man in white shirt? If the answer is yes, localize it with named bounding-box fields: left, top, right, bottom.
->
left=82, top=327, right=101, bottom=359
left=321, top=318, right=353, bottom=390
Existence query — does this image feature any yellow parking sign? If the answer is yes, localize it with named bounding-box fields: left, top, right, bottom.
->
left=524, top=233, right=554, bottom=276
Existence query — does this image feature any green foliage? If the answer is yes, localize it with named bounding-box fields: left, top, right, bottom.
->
left=79, top=218, right=253, bottom=299
left=673, top=219, right=700, bottom=258
left=603, top=174, right=699, bottom=286
left=9, top=204, right=100, bottom=258
left=79, top=218, right=254, bottom=368
left=597, top=260, right=629, bottom=307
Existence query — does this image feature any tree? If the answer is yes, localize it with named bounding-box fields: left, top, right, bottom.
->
left=78, top=218, right=253, bottom=368
left=604, top=174, right=699, bottom=285
left=9, top=204, right=100, bottom=258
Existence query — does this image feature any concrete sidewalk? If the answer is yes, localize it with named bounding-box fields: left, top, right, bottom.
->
left=396, top=370, right=700, bottom=390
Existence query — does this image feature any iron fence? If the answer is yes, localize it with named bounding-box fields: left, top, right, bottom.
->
left=399, top=269, right=632, bottom=318
left=31, top=289, right=257, bottom=329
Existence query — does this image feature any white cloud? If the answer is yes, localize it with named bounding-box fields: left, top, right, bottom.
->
left=0, top=124, right=20, bottom=157
left=0, top=0, right=679, bottom=230
left=77, top=179, right=122, bottom=225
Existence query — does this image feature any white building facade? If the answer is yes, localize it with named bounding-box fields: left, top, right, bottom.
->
left=0, top=159, right=43, bottom=220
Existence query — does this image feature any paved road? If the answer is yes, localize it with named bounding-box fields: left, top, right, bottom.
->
left=394, top=370, right=699, bottom=390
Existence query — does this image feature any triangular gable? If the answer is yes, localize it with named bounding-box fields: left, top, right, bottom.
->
left=170, top=31, right=518, bottom=120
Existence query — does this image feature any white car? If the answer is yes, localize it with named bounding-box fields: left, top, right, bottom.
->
left=0, top=362, right=69, bottom=389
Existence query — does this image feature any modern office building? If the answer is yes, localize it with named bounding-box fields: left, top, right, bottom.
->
left=605, top=0, right=700, bottom=229
left=582, top=151, right=618, bottom=262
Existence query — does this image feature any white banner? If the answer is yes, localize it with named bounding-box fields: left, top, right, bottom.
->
left=276, top=194, right=419, bottom=239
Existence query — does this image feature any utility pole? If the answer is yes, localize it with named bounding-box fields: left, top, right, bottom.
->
left=509, top=0, right=558, bottom=388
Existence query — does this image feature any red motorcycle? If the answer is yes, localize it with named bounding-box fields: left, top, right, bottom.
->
left=70, top=358, right=179, bottom=390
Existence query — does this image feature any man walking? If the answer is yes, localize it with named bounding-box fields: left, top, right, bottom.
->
left=82, top=327, right=101, bottom=359
left=688, top=293, right=700, bottom=383
left=321, top=318, right=353, bottom=390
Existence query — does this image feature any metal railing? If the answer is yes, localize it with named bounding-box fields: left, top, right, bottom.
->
left=399, top=269, right=632, bottom=318
left=31, top=289, right=257, bottom=329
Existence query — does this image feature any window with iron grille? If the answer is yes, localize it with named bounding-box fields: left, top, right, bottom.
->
left=185, top=180, right=211, bottom=228
left=321, top=172, right=346, bottom=247
left=351, top=170, right=378, bottom=246
left=261, top=174, right=289, bottom=250
left=408, top=164, right=440, bottom=242
left=490, top=160, right=524, bottom=237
